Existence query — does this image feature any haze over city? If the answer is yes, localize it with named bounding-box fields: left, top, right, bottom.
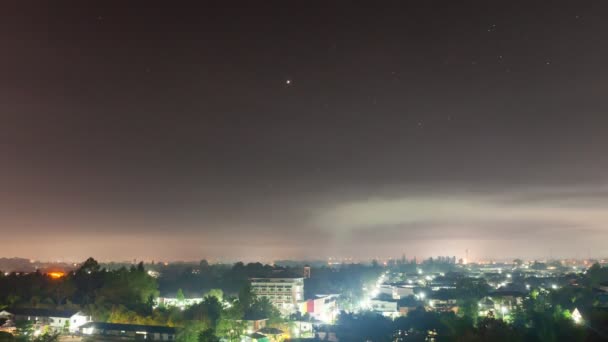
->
left=5, top=2, right=608, bottom=342
left=2, top=2, right=608, bottom=261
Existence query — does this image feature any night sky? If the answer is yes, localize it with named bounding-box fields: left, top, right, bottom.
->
left=2, top=2, right=608, bottom=261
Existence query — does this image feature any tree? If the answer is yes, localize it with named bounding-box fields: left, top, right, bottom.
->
left=336, top=311, right=392, bottom=342
left=0, top=331, right=14, bottom=341
left=32, top=332, right=60, bottom=342
left=206, top=289, right=223, bottom=302
left=176, top=321, right=209, bottom=342
left=177, top=289, right=186, bottom=304
left=77, top=257, right=100, bottom=275
left=247, top=297, right=281, bottom=325
left=476, top=317, right=522, bottom=342
left=216, top=305, right=245, bottom=342
left=198, top=329, right=220, bottom=342
left=54, top=278, right=76, bottom=306
left=184, top=296, right=222, bottom=328
left=14, top=320, right=34, bottom=341
left=237, top=284, right=255, bottom=311
left=458, top=298, right=480, bottom=324
left=202, top=296, right=222, bottom=328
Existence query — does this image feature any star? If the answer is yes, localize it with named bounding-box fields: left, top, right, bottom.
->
left=285, top=79, right=291, bottom=85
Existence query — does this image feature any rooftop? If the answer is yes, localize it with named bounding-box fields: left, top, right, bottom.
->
left=80, top=322, right=176, bottom=334
left=6, top=308, right=80, bottom=318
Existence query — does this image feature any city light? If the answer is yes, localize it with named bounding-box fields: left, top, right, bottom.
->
left=572, top=308, right=583, bottom=325
left=48, top=271, right=65, bottom=279
left=1, top=2, right=606, bottom=341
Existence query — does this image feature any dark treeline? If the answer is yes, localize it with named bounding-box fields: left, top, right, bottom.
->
left=156, top=260, right=382, bottom=307
left=0, top=258, right=290, bottom=341
left=0, top=258, right=158, bottom=323
left=0, top=257, right=378, bottom=341
left=335, top=309, right=589, bottom=342
left=156, top=261, right=300, bottom=296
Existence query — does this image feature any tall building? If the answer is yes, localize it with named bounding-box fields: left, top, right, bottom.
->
left=250, top=277, right=304, bottom=313
left=303, top=265, right=311, bottom=279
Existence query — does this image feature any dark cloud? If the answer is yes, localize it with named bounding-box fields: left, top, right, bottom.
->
left=1, top=2, right=608, bottom=260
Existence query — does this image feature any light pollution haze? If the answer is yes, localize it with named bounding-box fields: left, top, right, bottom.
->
left=1, top=2, right=608, bottom=261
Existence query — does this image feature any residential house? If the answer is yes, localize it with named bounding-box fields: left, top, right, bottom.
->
left=3, top=308, right=91, bottom=333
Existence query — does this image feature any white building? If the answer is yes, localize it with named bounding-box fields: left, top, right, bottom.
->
left=250, top=277, right=304, bottom=314
left=156, top=297, right=204, bottom=310
left=394, top=285, right=415, bottom=299
left=2, top=308, right=91, bottom=333
left=297, top=294, right=339, bottom=323
left=370, top=298, right=399, bottom=318
left=378, top=284, right=394, bottom=297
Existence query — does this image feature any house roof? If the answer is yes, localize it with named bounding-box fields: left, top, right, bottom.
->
left=80, top=322, right=176, bottom=334
left=248, top=332, right=267, bottom=338
left=481, top=297, right=495, bottom=305
left=242, top=313, right=269, bottom=321
left=489, top=290, right=526, bottom=297
left=7, top=308, right=80, bottom=318
left=258, top=327, right=284, bottom=335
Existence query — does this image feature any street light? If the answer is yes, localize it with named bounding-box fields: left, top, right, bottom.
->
left=501, top=306, right=508, bottom=319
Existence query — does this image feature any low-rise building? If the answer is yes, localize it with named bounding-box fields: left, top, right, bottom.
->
left=370, top=297, right=399, bottom=318
left=292, top=320, right=314, bottom=337
left=240, top=314, right=269, bottom=334
left=488, top=290, right=525, bottom=311
left=397, top=296, right=424, bottom=316
left=156, top=296, right=204, bottom=310
left=394, top=285, right=415, bottom=299
left=298, top=294, right=339, bottom=323
left=1, top=308, right=91, bottom=333
left=428, top=298, right=458, bottom=313
left=80, top=322, right=176, bottom=341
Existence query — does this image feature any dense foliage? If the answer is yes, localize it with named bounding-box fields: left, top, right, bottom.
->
left=2, top=259, right=608, bottom=341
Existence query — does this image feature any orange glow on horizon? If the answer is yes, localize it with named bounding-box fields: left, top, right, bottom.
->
left=48, top=271, right=65, bottom=279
